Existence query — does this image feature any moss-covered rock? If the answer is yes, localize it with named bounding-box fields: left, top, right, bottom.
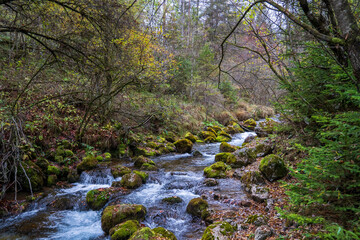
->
left=86, top=188, right=116, bottom=210
left=241, top=171, right=266, bottom=186
left=162, top=196, right=183, bottom=204
left=215, top=152, right=232, bottom=163
left=111, top=165, right=132, bottom=178
left=133, top=156, right=155, bottom=169
left=209, top=126, right=222, bottom=132
left=140, top=163, right=158, bottom=171
left=47, top=165, right=61, bottom=176
left=120, top=173, right=143, bottom=189
left=18, top=160, right=44, bottom=192
left=243, top=118, right=257, bottom=130
left=133, top=170, right=148, bottom=183
left=47, top=175, right=57, bottom=187
left=186, top=198, right=209, bottom=219
left=201, top=221, right=236, bottom=240
left=101, top=204, right=147, bottom=234
left=204, top=162, right=230, bottom=178
left=246, top=214, right=268, bottom=226
left=219, top=142, right=238, bottom=153
left=64, top=150, right=74, bottom=157
left=231, top=149, right=257, bottom=168
left=153, top=227, right=177, bottom=240
left=248, top=185, right=269, bottom=203
left=174, top=139, right=193, bottom=153
left=185, top=132, right=197, bottom=143
left=134, top=146, right=158, bottom=157
left=36, top=158, right=49, bottom=171
left=128, top=227, right=163, bottom=240
left=215, top=131, right=232, bottom=142
left=200, top=131, right=216, bottom=140
left=165, top=142, right=176, bottom=152
left=259, top=154, right=287, bottom=182
left=77, top=155, right=98, bottom=173
left=109, top=220, right=140, bottom=240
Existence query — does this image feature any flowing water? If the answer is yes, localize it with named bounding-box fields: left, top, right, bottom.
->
left=0, top=132, right=256, bottom=240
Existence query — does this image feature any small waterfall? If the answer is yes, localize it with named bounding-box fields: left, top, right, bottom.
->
left=79, top=168, right=115, bottom=185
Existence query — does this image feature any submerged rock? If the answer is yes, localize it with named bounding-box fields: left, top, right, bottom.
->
left=109, top=220, right=140, bottom=240
left=259, top=154, right=287, bottom=182
left=203, top=178, right=218, bottom=186
left=174, top=139, right=193, bottom=153
left=186, top=198, right=209, bottom=219
left=201, top=221, right=236, bottom=240
left=101, top=204, right=147, bottom=234
left=162, top=196, right=183, bottom=204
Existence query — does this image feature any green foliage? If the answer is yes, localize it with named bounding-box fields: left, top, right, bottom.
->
left=279, top=43, right=360, bottom=238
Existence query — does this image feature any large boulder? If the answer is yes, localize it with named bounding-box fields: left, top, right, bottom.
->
left=259, top=154, right=287, bottom=182
left=204, top=162, right=230, bottom=178
left=219, top=142, right=238, bottom=153
left=111, top=165, right=131, bottom=178
left=201, top=221, right=236, bottom=240
left=109, top=220, right=140, bottom=240
left=77, top=155, right=98, bottom=173
left=186, top=198, right=209, bottom=219
left=174, top=139, right=193, bottom=153
left=18, top=160, right=44, bottom=192
left=120, top=173, right=143, bottom=189
left=101, top=204, right=147, bottom=234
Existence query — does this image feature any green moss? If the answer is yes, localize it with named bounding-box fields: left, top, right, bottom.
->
left=215, top=135, right=232, bottom=142
left=118, top=144, right=127, bottom=155
left=241, top=171, right=265, bottom=185
left=86, top=188, right=114, bottom=210
left=165, top=142, right=176, bottom=152
left=186, top=198, right=209, bottom=219
left=128, top=227, right=160, bottom=240
left=185, top=132, right=197, bottom=143
left=204, top=136, right=216, bottom=143
left=214, top=152, right=232, bottom=163
left=101, top=204, right=147, bottom=234
left=111, top=165, right=131, bottom=178
left=36, top=158, right=49, bottom=171
left=259, top=154, right=288, bottom=182
left=77, top=155, right=98, bottom=173
left=162, top=196, right=183, bottom=204
left=219, top=142, right=238, bottom=152
left=200, top=131, right=216, bottom=140
left=201, top=221, right=235, bottom=240
left=56, top=146, right=65, bottom=156
left=121, top=173, right=143, bottom=189
left=140, top=163, right=158, bottom=171
left=133, top=170, right=148, bottom=183
left=243, top=118, right=257, bottom=130
left=54, top=155, right=64, bottom=163
left=134, top=156, right=155, bottom=169
left=134, top=146, right=158, bottom=157
left=64, top=150, right=74, bottom=157
left=174, top=139, right=193, bottom=153
left=105, top=152, right=112, bottom=160
left=47, top=175, right=57, bottom=186
left=47, top=165, right=61, bottom=176
left=153, top=227, right=177, bottom=240
left=204, top=162, right=230, bottom=178
left=18, top=160, right=44, bottom=192
left=96, top=156, right=104, bottom=161
left=109, top=220, right=140, bottom=240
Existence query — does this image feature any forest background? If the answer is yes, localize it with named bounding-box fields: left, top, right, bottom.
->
left=0, top=0, right=359, bottom=239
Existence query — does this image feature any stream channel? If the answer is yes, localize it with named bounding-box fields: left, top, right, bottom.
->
left=0, top=131, right=257, bottom=240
